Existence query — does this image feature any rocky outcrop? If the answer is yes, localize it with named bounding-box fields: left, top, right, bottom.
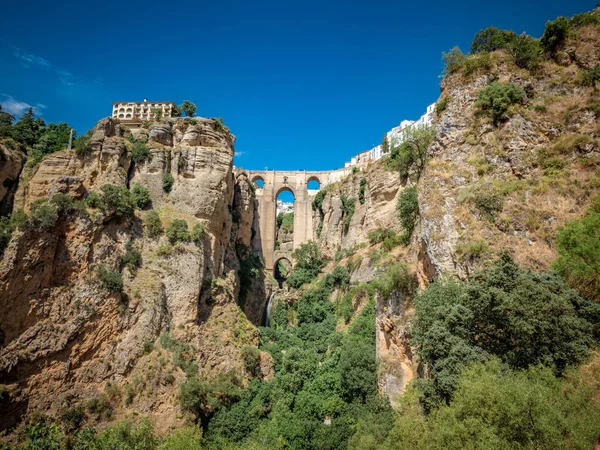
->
left=0, top=116, right=259, bottom=433
left=420, top=36, right=600, bottom=279
left=314, top=162, right=403, bottom=257
left=14, top=118, right=132, bottom=212
left=375, top=291, right=418, bottom=407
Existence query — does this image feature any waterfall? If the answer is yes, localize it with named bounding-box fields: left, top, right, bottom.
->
left=265, top=293, right=275, bottom=327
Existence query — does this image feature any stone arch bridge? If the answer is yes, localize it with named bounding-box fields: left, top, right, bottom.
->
left=243, top=168, right=351, bottom=273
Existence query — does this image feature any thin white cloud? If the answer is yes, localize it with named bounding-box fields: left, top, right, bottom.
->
left=0, top=94, right=47, bottom=116
left=12, top=46, right=76, bottom=87
left=234, top=151, right=245, bottom=157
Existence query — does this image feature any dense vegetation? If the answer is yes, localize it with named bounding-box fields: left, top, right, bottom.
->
left=0, top=106, right=87, bottom=165
left=204, top=269, right=393, bottom=449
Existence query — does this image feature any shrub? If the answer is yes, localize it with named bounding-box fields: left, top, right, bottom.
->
left=386, top=125, right=435, bottom=180
left=29, top=200, right=58, bottom=229
left=179, top=375, right=240, bottom=422
left=312, top=189, right=327, bottom=212
left=330, top=265, right=351, bottom=288
left=463, top=52, right=493, bottom=76
left=412, top=253, right=600, bottom=406
left=50, top=193, right=74, bottom=214
left=74, top=129, right=93, bottom=155
left=131, top=183, right=151, bottom=209
left=96, top=264, right=123, bottom=293
left=541, top=16, right=569, bottom=53
left=554, top=194, right=600, bottom=301
left=374, top=263, right=416, bottom=299
left=396, top=185, right=418, bottom=242
left=569, top=11, right=600, bottom=29
left=475, top=82, right=526, bottom=124
left=579, top=65, right=600, bottom=88
left=510, top=34, right=542, bottom=69
left=166, top=219, right=190, bottom=244
left=368, top=228, right=396, bottom=245
left=190, top=222, right=206, bottom=244
left=470, top=27, right=518, bottom=53
left=455, top=240, right=489, bottom=262
left=241, top=346, right=261, bottom=377
left=131, top=140, right=150, bottom=165
left=442, top=46, right=467, bottom=75
left=101, top=184, right=134, bottom=219
left=435, top=97, right=448, bottom=116
left=473, top=191, right=504, bottom=221
left=179, top=100, right=197, bottom=117
left=123, top=241, right=142, bottom=274
left=144, top=210, right=163, bottom=238
left=382, top=235, right=403, bottom=252
left=359, top=178, right=367, bottom=204
left=85, top=191, right=104, bottom=209
left=163, top=172, right=174, bottom=193
left=341, top=195, right=355, bottom=232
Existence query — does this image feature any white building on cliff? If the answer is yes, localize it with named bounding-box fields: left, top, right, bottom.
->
left=345, top=103, right=435, bottom=168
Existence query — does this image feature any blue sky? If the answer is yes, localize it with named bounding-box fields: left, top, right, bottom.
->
left=0, top=0, right=592, bottom=173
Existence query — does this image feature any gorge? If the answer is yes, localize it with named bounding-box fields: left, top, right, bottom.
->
left=1, top=7, right=600, bottom=449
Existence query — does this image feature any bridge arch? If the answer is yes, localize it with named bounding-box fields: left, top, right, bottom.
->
left=307, top=176, right=321, bottom=191
left=251, top=175, right=265, bottom=189
left=244, top=169, right=351, bottom=273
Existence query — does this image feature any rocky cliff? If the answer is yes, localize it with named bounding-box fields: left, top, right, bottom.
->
left=311, top=22, right=600, bottom=404
left=0, top=117, right=266, bottom=433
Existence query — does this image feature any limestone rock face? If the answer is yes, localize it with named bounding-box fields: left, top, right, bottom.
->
left=314, top=163, right=401, bottom=257
left=375, top=291, right=418, bottom=406
left=14, top=118, right=131, bottom=212
left=0, top=116, right=258, bottom=434
left=0, top=143, right=25, bottom=212
left=419, top=41, right=599, bottom=279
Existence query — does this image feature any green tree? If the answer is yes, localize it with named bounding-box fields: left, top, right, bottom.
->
left=33, top=122, right=72, bottom=155
left=131, top=183, right=151, bottom=209
left=441, top=46, right=467, bottom=75
left=286, top=241, right=325, bottom=289
left=11, top=107, right=45, bottom=147
left=381, top=134, right=389, bottom=155
left=541, top=16, right=570, bottom=53
left=396, top=185, right=419, bottom=244
left=166, top=219, right=190, bottom=244
left=0, top=104, right=15, bottom=138
left=132, top=140, right=150, bottom=165
left=144, top=210, right=163, bottom=238
left=387, top=125, right=435, bottom=180
left=381, top=359, right=600, bottom=450
left=475, top=82, right=526, bottom=124
left=100, top=184, right=134, bottom=219
left=95, top=264, right=123, bottom=293
left=170, top=105, right=182, bottom=117
left=470, top=26, right=518, bottom=53
left=554, top=194, right=600, bottom=301
left=412, top=254, right=600, bottom=406
left=163, top=173, right=174, bottom=193
left=179, top=100, right=197, bottom=117
left=30, top=200, right=58, bottom=229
